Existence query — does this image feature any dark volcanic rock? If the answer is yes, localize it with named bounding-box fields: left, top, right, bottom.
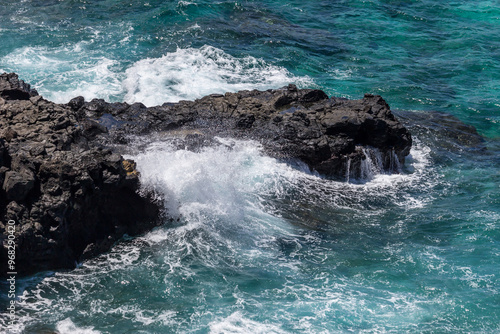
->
left=80, top=84, right=412, bottom=179
left=3, top=169, right=35, bottom=201
left=0, top=74, right=161, bottom=277
left=1, top=73, right=412, bottom=277
left=0, top=72, right=38, bottom=100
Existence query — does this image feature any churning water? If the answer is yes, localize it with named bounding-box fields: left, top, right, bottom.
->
left=1, top=1, right=499, bottom=333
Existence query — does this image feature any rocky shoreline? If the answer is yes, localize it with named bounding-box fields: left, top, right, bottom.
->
left=0, top=74, right=162, bottom=277
left=0, top=73, right=412, bottom=277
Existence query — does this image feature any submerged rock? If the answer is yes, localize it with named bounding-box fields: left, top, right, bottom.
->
left=0, top=73, right=412, bottom=276
left=397, top=109, right=485, bottom=152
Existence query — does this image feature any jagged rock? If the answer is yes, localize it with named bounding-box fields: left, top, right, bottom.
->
left=3, top=169, right=35, bottom=201
left=122, top=159, right=139, bottom=176
left=0, top=72, right=414, bottom=277
left=84, top=85, right=412, bottom=179
left=0, top=72, right=38, bottom=100
left=68, top=96, right=85, bottom=111
left=0, top=74, right=162, bottom=277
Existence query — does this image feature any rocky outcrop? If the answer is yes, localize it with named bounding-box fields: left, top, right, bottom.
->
left=78, top=84, right=412, bottom=179
left=0, top=73, right=412, bottom=276
left=0, top=73, right=39, bottom=101
left=0, top=74, right=161, bottom=277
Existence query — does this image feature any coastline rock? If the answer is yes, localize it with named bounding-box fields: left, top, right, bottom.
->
left=1, top=73, right=412, bottom=277
left=80, top=84, right=412, bottom=179
left=0, top=74, right=162, bottom=277
left=0, top=72, right=38, bottom=100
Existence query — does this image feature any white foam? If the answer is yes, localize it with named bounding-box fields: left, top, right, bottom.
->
left=177, top=1, right=197, bottom=7
left=127, top=138, right=291, bottom=221
left=123, top=45, right=313, bottom=106
left=209, top=312, right=289, bottom=334
left=125, top=138, right=310, bottom=281
left=329, top=68, right=353, bottom=80
left=56, top=318, right=101, bottom=334
left=82, top=240, right=142, bottom=273
left=9, top=137, right=441, bottom=332
left=2, top=44, right=312, bottom=106
left=0, top=44, right=124, bottom=103
left=128, top=135, right=437, bottom=232
left=342, top=138, right=436, bottom=209
left=104, top=305, right=177, bottom=326
left=122, top=136, right=439, bottom=297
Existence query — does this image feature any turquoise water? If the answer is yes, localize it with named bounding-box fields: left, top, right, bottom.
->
left=1, top=1, right=499, bottom=333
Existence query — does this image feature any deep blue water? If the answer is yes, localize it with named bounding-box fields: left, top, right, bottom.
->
left=1, top=1, right=499, bottom=333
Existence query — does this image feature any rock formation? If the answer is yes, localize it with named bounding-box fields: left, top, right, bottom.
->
left=78, top=84, right=412, bottom=178
left=0, top=73, right=412, bottom=276
left=0, top=73, right=161, bottom=277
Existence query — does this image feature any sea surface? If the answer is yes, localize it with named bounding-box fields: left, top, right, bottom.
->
left=1, top=1, right=499, bottom=333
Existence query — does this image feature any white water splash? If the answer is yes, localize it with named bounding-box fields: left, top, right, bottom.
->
left=128, top=136, right=436, bottom=230
left=123, top=45, right=312, bottom=106
left=209, top=311, right=289, bottom=334
left=1, top=44, right=311, bottom=106
left=56, top=318, right=101, bottom=334
left=126, top=137, right=300, bottom=231
left=360, top=147, right=382, bottom=180
left=0, top=44, right=124, bottom=103
left=4, top=137, right=438, bottom=332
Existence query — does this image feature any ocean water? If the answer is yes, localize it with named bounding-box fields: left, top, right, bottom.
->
left=1, top=1, right=499, bottom=333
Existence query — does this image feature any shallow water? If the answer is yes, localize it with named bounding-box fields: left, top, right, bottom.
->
left=0, top=1, right=499, bottom=333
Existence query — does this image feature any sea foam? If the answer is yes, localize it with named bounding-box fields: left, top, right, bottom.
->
left=1, top=44, right=311, bottom=106
left=56, top=318, right=101, bottom=334
left=123, top=45, right=312, bottom=106
left=6, top=136, right=439, bottom=333
left=0, top=44, right=123, bottom=103
left=209, top=311, right=289, bottom=334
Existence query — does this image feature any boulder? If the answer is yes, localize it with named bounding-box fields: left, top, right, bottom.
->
left=0, top=72, right=38, bottom=100
left=3, top=169, right=35, bottom=201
